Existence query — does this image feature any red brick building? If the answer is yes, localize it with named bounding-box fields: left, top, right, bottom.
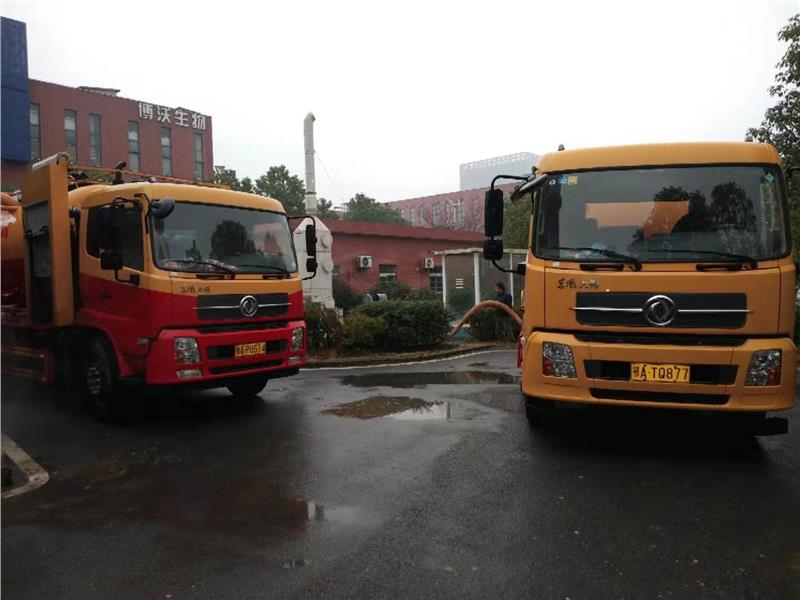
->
left=2, top=79, right=213, bottom=188
left=327, top=220, right=484, bottom=295
left=387, top=183, right=516, bottom=232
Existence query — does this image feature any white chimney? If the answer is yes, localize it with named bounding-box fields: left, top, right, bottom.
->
left=304, top=112, right=318, bottom=216
left=294, top=112, right=334, bottom=308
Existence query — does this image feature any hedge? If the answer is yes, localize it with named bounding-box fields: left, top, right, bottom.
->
left=343, top=313, right=388, bottom=350
left=469, top=307, right=520, bottom=342
left=304, top=301, right=343, bottom=350
left=354, top=299, right=450, bottom=349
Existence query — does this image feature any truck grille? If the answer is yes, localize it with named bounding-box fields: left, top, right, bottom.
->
left=195, top=293, right=290, bottom=321
left=574, top=292, right=748, bottom=329
left=590, top=388, right=729, bottom=405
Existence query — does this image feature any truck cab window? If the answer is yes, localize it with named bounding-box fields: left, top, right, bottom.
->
left=86, top=205, right=144, bottom=271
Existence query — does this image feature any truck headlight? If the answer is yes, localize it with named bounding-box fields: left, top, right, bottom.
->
left=290, top=327, right=304, bottom=351
left=542, top=342, right=576, bottom=378
left=745, top=349, right=781, bottom=386
left=174, top=337, right=200, bottom=364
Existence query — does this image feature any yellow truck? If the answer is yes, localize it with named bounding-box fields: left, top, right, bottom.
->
left=484, top=142, right=795, bottom=432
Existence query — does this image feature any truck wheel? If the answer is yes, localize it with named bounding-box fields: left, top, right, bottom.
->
left=84, top=338, right=126, bottom=421
left=525, top=396, right=550, bottom=428
left=227, top=377, right=268, bottom=401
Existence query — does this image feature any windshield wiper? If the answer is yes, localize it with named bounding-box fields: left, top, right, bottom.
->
left=656, top=249, right=758, bottom=269
left=549, top=246, right=642, bottom=271
left=232, top=264, right=292, bottom=276
left=165, top=258, right=238, bottom=275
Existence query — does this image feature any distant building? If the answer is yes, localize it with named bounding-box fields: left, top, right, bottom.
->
left=328, top=220, right=484, bottom=295
left=387, top=183, right=517, bottom=233
left=1, top=17, right=213, bottom=189
left=459, top=152, right=539, bottom=191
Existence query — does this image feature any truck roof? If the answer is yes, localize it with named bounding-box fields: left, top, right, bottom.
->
left=66, top=182, right=285, bottom=213
left=537, top=142, right=782, bottom=174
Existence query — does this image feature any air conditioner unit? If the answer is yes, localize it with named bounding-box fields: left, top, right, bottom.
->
left=357, top=255, right=373, bottom=269
left=422, top=257, right=435, bottom=270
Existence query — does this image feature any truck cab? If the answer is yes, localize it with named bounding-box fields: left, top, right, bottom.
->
left=484, top=142, right=795, bottom=428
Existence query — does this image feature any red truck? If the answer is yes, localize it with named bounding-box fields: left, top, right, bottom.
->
left=1, top=154, right=317, bottom=418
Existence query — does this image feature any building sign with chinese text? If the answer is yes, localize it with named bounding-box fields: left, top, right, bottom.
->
left=138, top=102, right=207, bottom=130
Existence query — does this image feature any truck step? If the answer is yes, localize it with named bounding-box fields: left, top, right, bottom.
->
left=1, top=345, right=53, bottom=384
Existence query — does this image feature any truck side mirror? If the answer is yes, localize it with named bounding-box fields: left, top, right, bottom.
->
left=516, top=262, right=526, bottom=276
left=484, top=188, right=505, bottom=237
left=483, top=239, right=504, bottom=261
left=305, top=219, right=317, bottom=258
left=100, top=250, right=123, bottom=271
left=150, top=198, right=175, bottom=219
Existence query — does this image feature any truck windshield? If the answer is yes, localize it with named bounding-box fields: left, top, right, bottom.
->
left=533, top=165, right=788, bottom=263
left=151, top=202, right=298, bottom=274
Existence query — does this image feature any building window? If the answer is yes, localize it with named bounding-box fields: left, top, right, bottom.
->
left=429, top=266, right=443, bottom=294
left=128, top=121, right=140, bottom=171
left=193, top=132, right=203, bottom=180
left=89, top=114, right=102, bottom=166
left=161, top=127, right=172, bottom=176
left=64, top=110, right=77, bottom=160
left=29, top=103, right=40, bottom=161
left=379, top=264, right=397, bottom=283
left=410, top=207, right=417, bottom=226
left=432, top=202, right=441, bottom=226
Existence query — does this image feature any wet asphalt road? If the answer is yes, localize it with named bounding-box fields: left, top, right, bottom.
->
left=2, top=349, right=800, bottom=599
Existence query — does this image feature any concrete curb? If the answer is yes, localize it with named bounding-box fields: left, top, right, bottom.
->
left=2, top=434, right=49, bottom=499
left=305, top=343, right=513, bottom=369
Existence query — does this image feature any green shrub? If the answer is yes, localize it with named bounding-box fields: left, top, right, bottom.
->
left=304, top=301, right=343, bottom=351
left=355, top=299, right=450, bottom=349
left=332, top=278, right=361, bottom=313
left=448, top=287, right=475, bottom=314
left=406, top=288, right=442, bottom=302
left=368, top=281, right=411, bottom=300
left=469, top=307, right=520, bottom=342
left=343, top=313, right=388, bottom=350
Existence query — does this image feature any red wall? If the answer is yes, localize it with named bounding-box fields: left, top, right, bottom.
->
left=3, top=80, right=213, bottom=187
left=328, top=220, right=484, bottom=294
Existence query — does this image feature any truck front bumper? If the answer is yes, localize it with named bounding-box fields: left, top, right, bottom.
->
left=520, top=331, right=796, bottom=412
left=144, top=320, right=307, bottom=385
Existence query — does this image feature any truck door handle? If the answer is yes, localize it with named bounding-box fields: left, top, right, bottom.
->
left=100, top=292, right=112, bottom=300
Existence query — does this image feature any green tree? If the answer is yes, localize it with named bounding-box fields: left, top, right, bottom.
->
left=255, top=165, right=306, bottom=216
left=502, top=197, right=532, bottom=249
left=748, top=13, right=800, bottom=259
left=211, top=166, right=255, bottom=193
left=318, top=197, right=340, bottom=220
left=343, top=193, right=407, bottom=224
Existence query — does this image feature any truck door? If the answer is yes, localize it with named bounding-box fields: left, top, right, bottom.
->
left=78, top=196, right=149, bottom=374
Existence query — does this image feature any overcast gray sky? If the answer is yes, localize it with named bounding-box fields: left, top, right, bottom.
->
left=2, top=0, right=797, bottom=204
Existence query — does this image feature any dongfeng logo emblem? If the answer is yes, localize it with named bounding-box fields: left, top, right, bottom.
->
left=643, top=295, right=676, bottom=327
left=239, top=295, right=258, bottom=318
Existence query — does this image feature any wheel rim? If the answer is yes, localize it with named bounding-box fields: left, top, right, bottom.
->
left=86, top=361, right=104, bottom=397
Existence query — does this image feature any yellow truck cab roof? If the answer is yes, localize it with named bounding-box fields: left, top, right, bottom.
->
left=537, top=142, right=782, bottom=174
left=66, top=182, right=285, bottom=213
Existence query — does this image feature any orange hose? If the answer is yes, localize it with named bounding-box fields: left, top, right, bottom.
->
left=447, top=300, right=522, bottom=341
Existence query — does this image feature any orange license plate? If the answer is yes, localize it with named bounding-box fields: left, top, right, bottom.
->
left=631, top=363, right=690, bottom=383
left=234, top=342, right=266, bottom=358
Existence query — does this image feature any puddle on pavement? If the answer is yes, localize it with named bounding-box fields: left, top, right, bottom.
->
left=322, top=396, right=450, bottom=420
left=340, top=371, right=519, bottom=388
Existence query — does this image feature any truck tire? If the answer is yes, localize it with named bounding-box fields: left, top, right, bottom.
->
left=524, top=396, right=550, bottom=429
left=84, top=337, right=126, bottom=421
left=227, top=377, right=268, bottom=401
